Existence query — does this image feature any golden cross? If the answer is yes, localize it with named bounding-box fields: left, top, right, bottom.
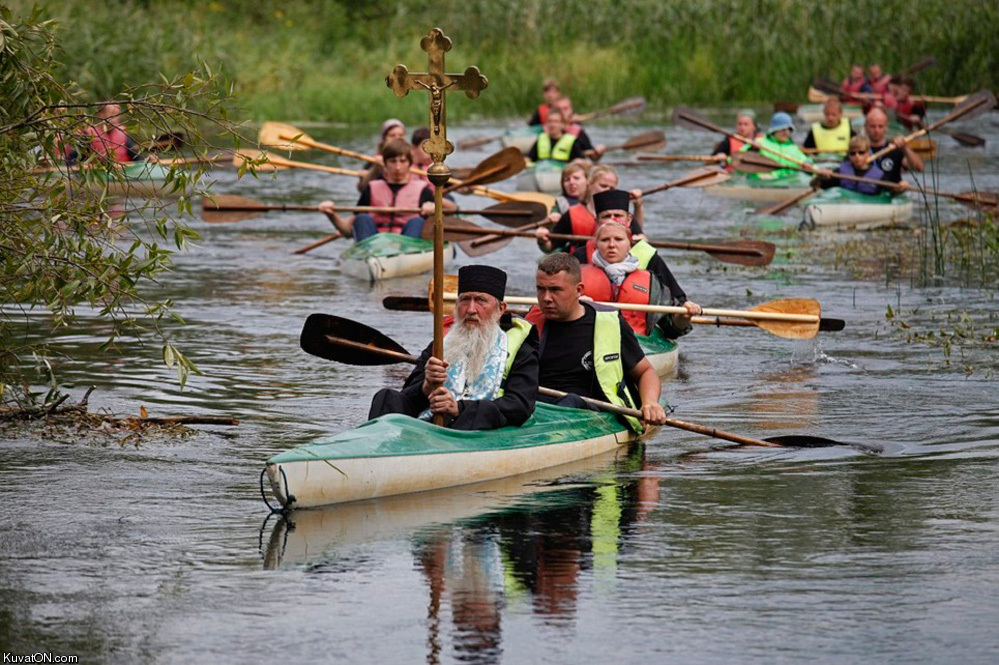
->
left=386, top=28, right=488, bottom=164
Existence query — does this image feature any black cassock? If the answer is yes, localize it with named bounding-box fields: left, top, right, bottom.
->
left=368, top=315, right=539, bottom=431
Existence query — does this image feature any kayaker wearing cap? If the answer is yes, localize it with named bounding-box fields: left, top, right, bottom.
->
left=537, top=164, right=644, bottom=254
left=528, top=77, right=562, bottom=126
left=803, top=98, right=855, bottom=155
left=813, top=135, right=908, bottom=195
left=711, top=109, right=760, bottom=170
left=740, top=111, right=812, bottom=178
left=529, top=253, right=667, bottom=431
left=573, top=189, right=701, bottom=338
left=527, top=109, right=588, bottom=164
left=863, top=107, right=924, bottom=180
left=357, top=118, right=408, bottom=191
left=319, top=138, right=457, bottom=242
left=369, top=265, right=539, bottom=430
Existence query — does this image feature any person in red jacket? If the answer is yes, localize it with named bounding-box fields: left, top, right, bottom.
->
left=64, top=103, right=138, bottom=165
left=319, top=139, right=456, bottom=242
left=528, top=78, right=562, bottom=126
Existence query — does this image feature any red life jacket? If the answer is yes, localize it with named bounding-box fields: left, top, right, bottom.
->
left=840, top=78, right=868, bottom=103
left=579, top=265, right=654, bottom=335
left=87, top=125, right=132, bottom=162
left=537, top=104, right=550, bottom=125
left=566, top=122, right=583, bottom=137
left=568, top=204, right=597, bottom=238
left=869, top=75, right=891, bottom=95
left=368, top=178, right=426, bottom=233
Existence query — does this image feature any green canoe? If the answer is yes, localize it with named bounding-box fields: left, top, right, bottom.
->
left=264, top=402, right=644, bottom=510
left=339, top=232, right=456, bottom=282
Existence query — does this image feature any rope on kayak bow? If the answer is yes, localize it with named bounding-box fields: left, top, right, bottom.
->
left=259, top=466, right=292, bottom=514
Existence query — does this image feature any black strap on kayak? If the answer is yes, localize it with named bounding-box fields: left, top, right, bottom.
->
left=259, top=467, right=291, bottom=514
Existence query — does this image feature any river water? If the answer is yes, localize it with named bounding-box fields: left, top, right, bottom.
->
left=3, top=110, right=999, bottom=664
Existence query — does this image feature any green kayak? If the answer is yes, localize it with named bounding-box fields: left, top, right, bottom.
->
left=264, top=402, right=644, bottom=510
left=339, top=232, right=456, bottom=282
left=705, top=170, right=814, bottom=202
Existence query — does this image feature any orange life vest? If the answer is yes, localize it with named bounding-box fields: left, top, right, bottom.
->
left=537, top=104, right=550, bottom=125
left=579, top=264, right=655, bottom=335
left=568, top=204, right=597, bottom=238
left=368, top=178, right=426, bottom=233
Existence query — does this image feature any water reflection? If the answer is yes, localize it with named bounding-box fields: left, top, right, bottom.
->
left=261, top=446, right=656, bottom=663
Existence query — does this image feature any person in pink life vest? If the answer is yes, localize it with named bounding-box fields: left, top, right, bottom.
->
left=319, top=138, right=456, bottom=242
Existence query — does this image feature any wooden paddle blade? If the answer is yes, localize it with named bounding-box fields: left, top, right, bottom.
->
left=468, top=147, right=526, bottom=185
left=749, top=298, right=820, bottom=339
left=457, top=135, right=500, bottom=150
left=705, top=240, right=776, bottom=267
left=903, top=56, right=937, bottom=75
left=479, top=201, right=548, bottom=227
left=450, top=166, right=473, bottom=180
left=607, top=95, right=647, bottom=116
left=773, top=101, right=799, bottom=114
left=427, top=274, right=459, bottom=315
left=730, top=151, right=784, bottom=174
left=382, top=296, right=431, bottom=312
left=621, top=130, right=667, bottom=152
left=457, top=235, right=515, bottom=257
left=949, top=89, right=997, bottom=123
left=811, top=77, right=841, bottom=96
left=944, top=130, right=985, bottom=147
left=259, top=121, right=312, bottom=151
left=300, top=313, right=412, bottom=365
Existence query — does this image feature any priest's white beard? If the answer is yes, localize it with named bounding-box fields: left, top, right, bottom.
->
left=444, top=310, right=502, bottom=380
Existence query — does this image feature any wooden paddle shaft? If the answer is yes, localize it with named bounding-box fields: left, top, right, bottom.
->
left=640, top=169, right=727, bottom=196
left=638, top=155, right=721, bottom=163
left=293, top=233, right=342, bottom=254
left=444, top=293, right=819, bottom=323
left=537, top=387, right=780, bottom=448
left=457, top=226, right=764, bottom=257
left=867, top=94, right=992, bottom=163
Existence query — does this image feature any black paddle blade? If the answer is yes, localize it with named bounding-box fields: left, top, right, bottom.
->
left=765, top=435, right=885, bottom=454
left=382, top=296, right=430, bottom=312
left=950, top=89, right=997, bottom=123
left=811, top=77, right=842, bottom=96
left=903, top=56, right=937, bottom=75
left=945, top=130, right=986, bottom=148
left=300, top=313, right=411, bottom=365
left=819, top=318, right=846, bottom=332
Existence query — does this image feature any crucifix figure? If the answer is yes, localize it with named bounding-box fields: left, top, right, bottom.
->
left=385, top=28, right=487, bottom=426
left=386, top=28, right=488, bottom=168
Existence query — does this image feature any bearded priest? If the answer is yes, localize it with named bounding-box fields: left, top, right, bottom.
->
left=368, top=265, right=539, bottom=430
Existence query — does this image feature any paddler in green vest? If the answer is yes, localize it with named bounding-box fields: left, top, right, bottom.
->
left=368, top=265, right=539, bottom=430
left=803, top=98, right=855, bottom=155
left=533, top=253, right=667, bottom=432
left=740, top=111, right=813, bottom=179
left=526, top=109, right=588, bottom=163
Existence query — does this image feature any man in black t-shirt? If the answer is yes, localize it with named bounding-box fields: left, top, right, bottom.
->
left=862, top=108, right=923, bottom=182
left=533, top=253, right=666, bottom=429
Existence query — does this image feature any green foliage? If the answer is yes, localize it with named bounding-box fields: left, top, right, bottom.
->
left=0, top=5, right=236, bottom=408
left=7, top=0, right=996, bottom=123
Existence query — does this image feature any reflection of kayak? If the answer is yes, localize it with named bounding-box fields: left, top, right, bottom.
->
left=67, top=162, right=181, bottom=198
left=639, top=327, right=678, bottom=377
left=802, top=187, right=913, bottom=231
left=264, top=402, right=646, bottom=510
left=515, top=159, right=563, bottom=195
left=339, top=233, right=456, bottom=282
left=502, top=126, right=543, bottom=154
left=262, top=449, right=631, bottom=569
left=705, top=171, right=813, bottom=202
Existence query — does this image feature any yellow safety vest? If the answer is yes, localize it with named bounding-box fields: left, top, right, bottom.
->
left=496, top=317, right=534, bottom=397
left=536, top=133, right=578, bottom=162
left=810, top=118, right=851, bottom=154
left=593, top=310, right=643, bottom=432
left=628, top=240, right=657, bottom=269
